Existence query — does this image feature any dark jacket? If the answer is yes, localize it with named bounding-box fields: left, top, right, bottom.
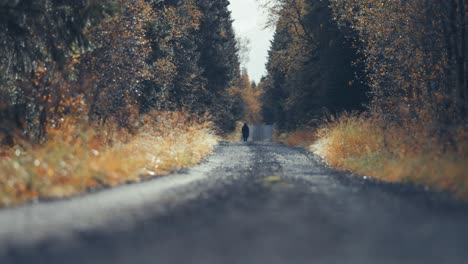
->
left=242, top=123, right=249, bottom=138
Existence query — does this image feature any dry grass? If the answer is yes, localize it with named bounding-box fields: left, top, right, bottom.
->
left=311, top=113, right=468, bottom=197
left=278, top=129, right=318, bottom=147
left=224, top=121, right=244, bottom=142
left=0, top=111, right=218, bottom=207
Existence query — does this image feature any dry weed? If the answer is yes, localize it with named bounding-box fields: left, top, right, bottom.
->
left=282, top=129, right=318, bottom=147
left=311, top=113, right=468, bottom=197
left=0, top=111, right=218, bottom=207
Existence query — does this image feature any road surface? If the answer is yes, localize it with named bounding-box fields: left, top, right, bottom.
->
left=1, top=142, right=468, bottom=264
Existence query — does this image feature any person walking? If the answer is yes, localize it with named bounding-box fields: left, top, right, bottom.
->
left=242, top=123, right=249, bottom=142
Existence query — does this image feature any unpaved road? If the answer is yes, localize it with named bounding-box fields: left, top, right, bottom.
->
left=1, top=142, right=468, bottom=264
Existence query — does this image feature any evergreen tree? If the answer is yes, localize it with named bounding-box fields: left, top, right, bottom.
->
left=195, top=0, right=242, bottom=132
left=262, top=0, right=368, bottom=130
left=261, top=24, right=291, bottom=129
left=0, top=0, right=115, bottom=139
left=140, top=0, right=204, bottom=113
left=0, top=0, right=247, bottom=141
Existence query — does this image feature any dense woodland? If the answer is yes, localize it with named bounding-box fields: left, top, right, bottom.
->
left=0, top=0, right=243, bottom=144
left=0, top=0, right=467, bottom=203
left=1, top=0, right=466, bottom=145
left=261, top=0, right=467, bottom=137
left=261, top=0, right=368, bottom=130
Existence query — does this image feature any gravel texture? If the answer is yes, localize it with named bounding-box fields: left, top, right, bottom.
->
left=1, top=142, right=468, bottom=264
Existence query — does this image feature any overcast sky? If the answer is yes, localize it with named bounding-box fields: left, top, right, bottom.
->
left=228, top=0, right=275, bottom=83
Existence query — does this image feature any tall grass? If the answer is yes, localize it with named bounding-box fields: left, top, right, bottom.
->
left=277, top=129, right=318, bottom=147
left=0, top=111, right=218, bottom=207
left=311, top=113, right=468, bottom=197
left=224, top=121, right=244, bottom=142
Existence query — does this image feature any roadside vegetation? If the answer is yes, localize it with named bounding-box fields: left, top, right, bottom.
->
left=262, top=0, right=467, bottom=197
left=312, top=114, right=467, bottom=196
left=279, top=114, right=467, bottom=197
left=0, top=112, right=217, bottom=207
left=0, top=0, right=242, bottom=207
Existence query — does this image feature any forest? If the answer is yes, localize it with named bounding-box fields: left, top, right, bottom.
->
left=0, top=0, right=248, bottom=206
left=261, top=0, right=467, bottom=196
left=0, top=0, right=467, bottom=206
left=0, top=0, right=244, bottom=138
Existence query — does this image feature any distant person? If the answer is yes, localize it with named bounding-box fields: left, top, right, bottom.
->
left=242, top=123, right=249, bottom=142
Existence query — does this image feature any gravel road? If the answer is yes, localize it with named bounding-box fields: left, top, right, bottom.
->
left=1, top=142, right=468, bottom=264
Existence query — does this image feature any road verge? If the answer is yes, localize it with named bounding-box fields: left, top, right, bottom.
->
left=278, top=113, right=467, bottom=198
left=0, top=111, right=218, bottom=207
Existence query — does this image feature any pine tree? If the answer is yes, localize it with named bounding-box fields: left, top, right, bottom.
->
left=195, top=0, right=242, bottom=132
left=261, top=24, right=291, bottom=129
left=262, top=0, right=368, bottom=130
left=140, top=0, right=204, bottom=113
left=0, top=0, right=115, bottom=139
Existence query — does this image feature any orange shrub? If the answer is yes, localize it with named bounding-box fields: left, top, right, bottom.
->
left=281, top=129, right=318, bottom=147
left=0, top=111, right=218, bottom=207
left=312, top=113, right=468, bottom=197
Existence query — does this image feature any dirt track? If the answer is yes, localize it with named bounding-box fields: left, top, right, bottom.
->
left=1, top=142, right=468, bottom=264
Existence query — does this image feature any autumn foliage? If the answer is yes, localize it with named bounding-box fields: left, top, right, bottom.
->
left=320, top=0, right=468, bottom=194
left=231, top=69, right=264, bottom=124
left=263, top=0, right=467, bottom=195
left=312, top=113, right=468, bottom=197
left=0, top=112, right=217, bottom=207
left=0, top=0, right=242, bottom=206
left=0, top=0, right=242, bottom=142
left=330, top=0, right=467, bottom=126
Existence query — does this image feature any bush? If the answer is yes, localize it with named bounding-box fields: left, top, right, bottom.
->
left=0, top=111, right=218, bottom=207
left=312, top=113, right=468, bottom=197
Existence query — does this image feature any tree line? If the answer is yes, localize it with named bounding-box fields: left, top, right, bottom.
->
left=261, top=0, right=467, bottom=138
left=0, top=0, right=243, bottom=144
left=261, top=0, right=368, bottom=131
